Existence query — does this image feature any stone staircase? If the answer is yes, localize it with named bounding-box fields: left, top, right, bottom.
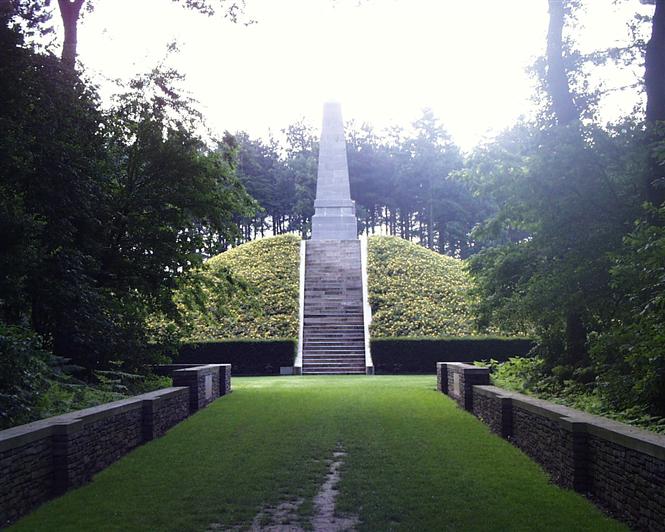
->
left=302, top=240, right=367, bottom=375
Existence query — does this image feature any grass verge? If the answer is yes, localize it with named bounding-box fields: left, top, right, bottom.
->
left=11, top=376, right=626, bottom=531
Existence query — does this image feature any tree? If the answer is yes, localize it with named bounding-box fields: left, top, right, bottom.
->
left=644, top=0, right=665, bottom=206
left=0, top=20, right=254, bottom=372
left=466, top=0, right=643, bottom=373
left=50, top=0, right=252, bottom=69
left=546, top=0, right=578, bottom=125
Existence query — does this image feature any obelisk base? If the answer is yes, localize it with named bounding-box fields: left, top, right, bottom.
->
left=311, top=199, right=357, bottom=240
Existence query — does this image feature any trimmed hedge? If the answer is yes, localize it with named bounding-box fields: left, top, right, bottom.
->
left=370, top=337, right=535, bottom=374
left=176, top=339, right=296, bottom=376
left=173, top=337, right=533, bottom=376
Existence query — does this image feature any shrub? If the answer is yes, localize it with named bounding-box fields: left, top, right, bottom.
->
left=0, top=324, right=52, bottom=429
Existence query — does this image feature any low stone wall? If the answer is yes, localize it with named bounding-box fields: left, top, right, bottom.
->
left=437, top=362, right=665, bottom=531
left=0, top=364, right=231, bottom=527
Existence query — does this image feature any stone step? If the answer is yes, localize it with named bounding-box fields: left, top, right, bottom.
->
left=304, top=327, right=364, bottom=330
left=302, top=361, right=364, bottom=365
left=304, top=328, right=363, bottom=332
left=303, top=355, right=365, bottom=360
left=303, top=346, right=365, bottom=356
left=304, top=326, right=364, bottom=330
left=304, top=345, right=364, bottom=349
left=304, top=313, right=363, bottom=318
left=302, top=369, right=366, bottom=375
left=304, top=339, right=365, bottom=345
left=302, top=239, right=367, bottom=375
left=304, top=336, right=364, bottom=340
left=302, top=364, right=366, bottom=369
left=303, top=357, right=365, bottom=362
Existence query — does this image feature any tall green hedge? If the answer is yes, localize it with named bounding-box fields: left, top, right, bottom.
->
left=371, top=337, right=534, bottom=374
left=174, top=337, right=532, bottom=376
left=176, top=339, right=296, bottom=375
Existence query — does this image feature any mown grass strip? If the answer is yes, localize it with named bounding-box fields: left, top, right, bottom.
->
left=11, top=376, right=625, bottom=531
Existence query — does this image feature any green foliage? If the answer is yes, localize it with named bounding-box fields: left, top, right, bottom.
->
left=0, top=21, right=254, bottom=375
left=368, top=236, right=477, bottom=337
left=480, top=356, right=665, bottom=434
left=176, top=234, right=481, bottom=341
left=234, top=122, right=318, bottom=239
left=467, top=121, right=645, bottom=360
left=178, top=234, right=301, bottom=340
left=0, top=324, right=52, bottom=429
left=589, top=204, right=665, bottom=416
left=36, top=370, right=172, bottom=420
left=0, top=322, right=172, bottom=429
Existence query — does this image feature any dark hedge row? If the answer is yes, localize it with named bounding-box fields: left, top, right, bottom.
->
left=370, top=337, right=535, bottom=374
left=174, top=337, right=533, bottom=376
left=176, top=339, right=296, bottom=376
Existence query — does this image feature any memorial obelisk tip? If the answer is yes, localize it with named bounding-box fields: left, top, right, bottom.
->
left=310, top=102, right=358, bottom=240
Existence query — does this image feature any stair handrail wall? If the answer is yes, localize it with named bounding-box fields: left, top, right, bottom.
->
left=294, top=239, right=306, bottom=374
left=360, top=233, right=374, bottom=374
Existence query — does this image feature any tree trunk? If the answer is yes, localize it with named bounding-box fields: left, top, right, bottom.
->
left=546, top=0, right=577, bottom=125
left=645, top=0, right=665, bottom=206
left=565, top=311, right=588, bottom=367
left=547, top=0, right=589, bottom=366
left=58, top=0, right=85, bottom=70
left=0, top=0, right=13, bottom=19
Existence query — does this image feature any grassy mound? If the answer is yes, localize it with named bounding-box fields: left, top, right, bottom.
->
left=180, top=234, right=300, bottom=340
left=367, top=236, right=476, bottom=337
left=180, top=234, right=476, bottom=340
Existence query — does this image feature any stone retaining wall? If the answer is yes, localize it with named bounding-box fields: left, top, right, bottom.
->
left=437, top=361, right=665, bottom=531
left=0, top=364, right=231, bottom=527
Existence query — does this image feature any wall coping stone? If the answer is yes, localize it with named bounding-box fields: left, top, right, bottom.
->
left=443, top=362, right=490, bottom=375
left=473, top=384, right=665, bottom=460
left=0, top=386, right=189, bottom=452
left=172, top=363, right=228, bottom=374
left=472, top=385, right=514, bottom=399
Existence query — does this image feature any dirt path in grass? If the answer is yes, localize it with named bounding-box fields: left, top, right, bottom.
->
left=215, top=446, right=358, bottom=532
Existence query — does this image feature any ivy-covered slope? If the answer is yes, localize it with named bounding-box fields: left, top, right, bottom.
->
left=367, top=236, right=476, bottom=337
left=181, top=234, right=301, bottom=341
left=181, top=234, right=477, bottom=340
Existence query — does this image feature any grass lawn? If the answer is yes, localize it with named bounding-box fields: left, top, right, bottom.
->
left=11, top=376, right=626, bottom=531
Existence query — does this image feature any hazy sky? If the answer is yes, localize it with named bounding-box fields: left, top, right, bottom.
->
left=73, top=0, right=651, bottom=151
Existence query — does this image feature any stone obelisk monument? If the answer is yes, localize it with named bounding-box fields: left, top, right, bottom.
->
left=295, top=102, right=373, bottom=375
left=311, top=102, right=358, bottom=240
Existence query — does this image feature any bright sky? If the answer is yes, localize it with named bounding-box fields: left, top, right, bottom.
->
left=74, top=0, right=652, bottom=151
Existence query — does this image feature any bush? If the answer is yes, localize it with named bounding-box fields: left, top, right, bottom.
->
left=479, top=356, right=665, bottom=434
left=176, top=339, right=296, bottom=375
left=370, top=336, right=534, bottom=374
left=0, top=324, right=53, bottom=429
